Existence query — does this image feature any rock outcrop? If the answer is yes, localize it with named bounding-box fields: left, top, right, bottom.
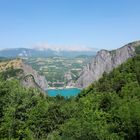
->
left=21, top=62, right=48, bottom=90
left=0, top=59, right=48, bottom=90
left=76, top=41, right=140, bottom=88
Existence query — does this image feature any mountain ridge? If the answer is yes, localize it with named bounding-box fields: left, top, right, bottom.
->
left=0, top=47, right=97, bottom=58
left=75, top=41, right=140, bottom=88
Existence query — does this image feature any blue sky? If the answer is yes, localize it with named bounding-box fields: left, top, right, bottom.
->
left=0, top=0, right=140, bottom=50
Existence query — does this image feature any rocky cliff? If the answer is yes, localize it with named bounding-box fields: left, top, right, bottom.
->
left=76, top=41, right=140, bottom=88
left=21, top=62, right=48, bottom=90
left=0, top=59, right=48, bottom=90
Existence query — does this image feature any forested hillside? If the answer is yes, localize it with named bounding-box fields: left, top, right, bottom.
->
left=0, top=55, right=140, bottom=139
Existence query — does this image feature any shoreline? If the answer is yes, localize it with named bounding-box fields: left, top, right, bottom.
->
left=46, top=86, right=82, bottom=90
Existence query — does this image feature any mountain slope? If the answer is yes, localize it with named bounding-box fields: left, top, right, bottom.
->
left=58, top=55, right=140, bottom=140
left=0, top=52, right=140, bottom=139
left=0, top=59, right=48, bottom=90
left=76, top=41, right=140, bottom=88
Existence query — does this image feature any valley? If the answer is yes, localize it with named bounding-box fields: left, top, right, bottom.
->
left=0, top=41, right=140, bottom=139
left=1, top=0, right=140, bottom=139
left=24, top=56, right=91, bottom=88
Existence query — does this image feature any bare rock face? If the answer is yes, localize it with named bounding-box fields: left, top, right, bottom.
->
left=76, top=41, right=140, bottom=88
left=21, top=62, right=48, bottom=90
left=0, top=58, right=48, bottom=90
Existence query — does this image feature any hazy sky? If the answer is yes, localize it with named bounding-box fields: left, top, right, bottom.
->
left=0, top=0, right=140, bottom=50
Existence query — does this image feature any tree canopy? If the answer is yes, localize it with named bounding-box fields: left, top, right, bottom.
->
left=0, top=55, right=140, bottom=139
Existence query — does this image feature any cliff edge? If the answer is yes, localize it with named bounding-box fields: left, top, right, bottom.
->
left=76, top=41, right=140, bottom=88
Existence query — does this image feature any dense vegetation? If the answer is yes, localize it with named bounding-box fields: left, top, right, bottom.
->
left=135, top=45, right=140, bottom=54
left=0, top=55, right=140, bottom=139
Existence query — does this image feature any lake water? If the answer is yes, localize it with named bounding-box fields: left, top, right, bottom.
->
left=47, top=88, right=81, bottom=97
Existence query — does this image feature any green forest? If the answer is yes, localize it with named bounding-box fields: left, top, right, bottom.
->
left=0, top=54, right=140, bottom=140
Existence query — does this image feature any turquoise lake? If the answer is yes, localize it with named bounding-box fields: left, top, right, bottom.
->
left=47, top=88, right=81, bottom=97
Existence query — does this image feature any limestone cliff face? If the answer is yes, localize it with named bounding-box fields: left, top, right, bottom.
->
left=21, top=62, right=48, bottom=90
left=76, top=41, right=140, bottom=88
left=0, top=59, right=48, bottom=90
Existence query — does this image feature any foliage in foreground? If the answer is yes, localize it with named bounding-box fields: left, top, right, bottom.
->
left=0, top=55, right=140, bottom=140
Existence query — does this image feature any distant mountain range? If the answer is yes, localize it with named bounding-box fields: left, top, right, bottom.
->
left=0, top=47, right=97, bottom=58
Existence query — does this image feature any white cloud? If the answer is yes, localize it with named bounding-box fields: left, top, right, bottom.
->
left=33, top=43, right=97, bottom=52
